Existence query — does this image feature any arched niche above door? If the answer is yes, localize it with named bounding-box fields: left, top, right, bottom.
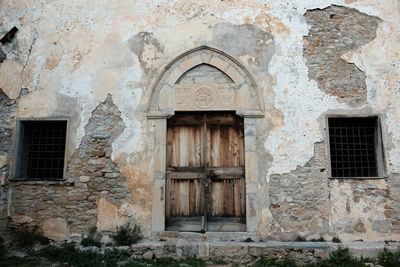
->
left=147, top=46, right=264, bottom=118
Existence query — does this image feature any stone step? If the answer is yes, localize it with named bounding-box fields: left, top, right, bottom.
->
left=125, top=240, right=400, bottom=265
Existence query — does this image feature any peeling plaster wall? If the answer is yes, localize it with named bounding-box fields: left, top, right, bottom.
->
left=0, top=0, right=399, bottom=242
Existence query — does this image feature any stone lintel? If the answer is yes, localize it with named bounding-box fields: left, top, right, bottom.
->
left=236, top=110, right=265, bottom=118
left=146, top=111, right=173, bottom=119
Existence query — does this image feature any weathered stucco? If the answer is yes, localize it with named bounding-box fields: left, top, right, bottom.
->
left=0, top=0, right=400, bottom=243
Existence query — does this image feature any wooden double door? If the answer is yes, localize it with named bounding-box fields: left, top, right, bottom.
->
left=166, top=112, right=246, bottom=232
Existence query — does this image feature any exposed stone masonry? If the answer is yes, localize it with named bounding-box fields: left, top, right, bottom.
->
left=0, top=90, right=16, bottom=183
left=303, top=5, right=380, bottom=105
left=329, top=179, right=390, bottom=235
left=66, top=93, right=130, bottom=232
left=9, top=94, right=130, bottom=237
left=269, top=139, right=393, bottom=241
left=9, top=182, right=73, bottom=229
left=269, top=142, right=330, bottom=239
left=0, top=48, right=6, bottom=63
left=389, top=173, right=400, bottom=233
left=0, top=89, right=16, bottom=232
left=126, top=239, right=398, bottom=265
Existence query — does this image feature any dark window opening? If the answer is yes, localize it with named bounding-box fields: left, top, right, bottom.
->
left=328, top=117, right=378, bottom=178
left=16, top=120, right=67, bottom=180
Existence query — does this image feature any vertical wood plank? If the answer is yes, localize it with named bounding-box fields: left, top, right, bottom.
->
left=202, top=114, right=208, bottom=231
left=189, top=180, right=194, bottom=215
left=166, top=178, right=171, bottom=218
left=195, top=180, right=200, bottom=215
left=174, top=127, right=180, bottom=167
left=220, top=126, right=229, bottom=166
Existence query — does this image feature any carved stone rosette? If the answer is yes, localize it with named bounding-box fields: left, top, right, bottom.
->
left=193, top=86, right=216, bottom=109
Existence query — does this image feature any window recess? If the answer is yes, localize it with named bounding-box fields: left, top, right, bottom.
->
left=328, top=117, right=385, bottom=178
left=14, top=120, right=67, bottom=180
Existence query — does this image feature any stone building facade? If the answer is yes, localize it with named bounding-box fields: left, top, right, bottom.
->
left=0, top=0, right=399, bottom=244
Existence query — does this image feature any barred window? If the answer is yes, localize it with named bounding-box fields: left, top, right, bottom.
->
left=328, top=117, right=383, bottom=178
left=14, top=120, right=67, bottom=180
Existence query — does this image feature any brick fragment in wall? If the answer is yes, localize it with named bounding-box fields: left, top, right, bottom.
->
left=303, top=5, right=380, bottom=105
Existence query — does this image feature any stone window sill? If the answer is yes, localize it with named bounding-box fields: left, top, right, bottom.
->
left=328, top=176, right=387, bottom=180
left=8, top=178, right=74, bottom=186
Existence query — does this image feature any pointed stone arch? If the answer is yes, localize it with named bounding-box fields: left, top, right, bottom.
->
left=147, top=46, right=264, bottom=118
left=147, top=46, right=263, bottom=235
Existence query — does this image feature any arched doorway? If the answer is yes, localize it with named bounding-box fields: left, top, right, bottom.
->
left=147, top=46, right=264, bottom=233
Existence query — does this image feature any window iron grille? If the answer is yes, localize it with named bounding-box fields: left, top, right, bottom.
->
left=18, top=120, right=67, bottom=179
left=329, top=117, right=377, bottom=178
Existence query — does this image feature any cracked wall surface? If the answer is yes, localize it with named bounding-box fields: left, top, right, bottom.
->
left=0, top=0, right=399, bottom=242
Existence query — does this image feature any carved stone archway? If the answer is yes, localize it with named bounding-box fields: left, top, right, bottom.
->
left=147, top=46, right=264, bottom=234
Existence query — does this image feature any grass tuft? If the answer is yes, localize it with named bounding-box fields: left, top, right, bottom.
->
left=0, top=236, right=6, bottom=260
left=377, top=248, right=400, bottom=267
left=251, top=258, right=298, bottom=267
left=11, top=226, right=49, bottom=248
left=81, top=226, right=102, bottom=247
left=111, top=222, right=143, bottom=246
left=309, top=237, right=325, bottom=242
left=307, top=246, right=368, bottom=267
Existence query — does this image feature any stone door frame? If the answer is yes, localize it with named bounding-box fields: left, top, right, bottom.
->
left=147, top=46, right=264, bottom=234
